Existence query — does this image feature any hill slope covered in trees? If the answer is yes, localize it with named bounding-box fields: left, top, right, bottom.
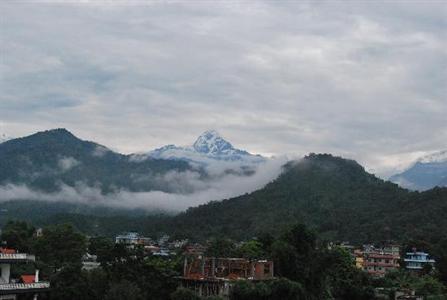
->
left=155, top=154, right=447, bottom=243
left=2, top=154, right=446, bottom=247
left=0, top=128, right=192, bottom=193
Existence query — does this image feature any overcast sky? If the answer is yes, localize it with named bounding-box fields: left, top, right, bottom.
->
left=1, top=0, right=446, bottom=177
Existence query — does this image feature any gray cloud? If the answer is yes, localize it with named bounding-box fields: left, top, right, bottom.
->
left=0, top=1, right=446, bottom=178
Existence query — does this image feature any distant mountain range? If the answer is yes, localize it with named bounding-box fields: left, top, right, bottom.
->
left=2, top=128, right=446, bottom=194
left=390, top=150, right=447, bottom=191
left=0, top=129, right=265, bottom=196
left=0, top=129, right=193, bottom=194
left=1, top=129, right=446, bottom=246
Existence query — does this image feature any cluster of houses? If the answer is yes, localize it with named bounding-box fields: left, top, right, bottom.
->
left=114, top=232, right=188, bottom=256
left=113, top=233, right=437, bottom=299
left=338, top=243, right=437, bottom=277
left=0, top=228, right=439, bottom=300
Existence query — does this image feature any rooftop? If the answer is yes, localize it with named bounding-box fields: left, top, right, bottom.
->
left=0, top=253, right=36, bottom=263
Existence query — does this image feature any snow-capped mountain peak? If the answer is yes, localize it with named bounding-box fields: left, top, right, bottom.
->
left=144, top=130, right=264, bottom=164
left=193, top=130, right=238, bottom=155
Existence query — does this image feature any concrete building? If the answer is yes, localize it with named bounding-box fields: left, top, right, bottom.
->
left=115, top=232, right=141, bottom=245
left=115, top=232, right=153, bottom=246
left=180, top=257, right=274, bottom=298
left=354, top=249, right=364, bottom=269
left=0, top=249, right=50, bottom=300
left=404, top=249, right=436, bottom=272
left=363, top=244, right=400, bottom=277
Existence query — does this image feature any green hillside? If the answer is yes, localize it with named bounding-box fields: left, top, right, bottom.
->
left=155, top=154, right=447, bottom=243
left=2, top=153, right=446, bottom=247
left=0, top=128, right=192, bottom=193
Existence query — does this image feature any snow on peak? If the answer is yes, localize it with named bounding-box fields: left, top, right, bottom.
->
left=193, top=130, right=235, bottom=155
left=418, top=150, right=447, bottom=163
left=144, top=130, right=264, bottom=164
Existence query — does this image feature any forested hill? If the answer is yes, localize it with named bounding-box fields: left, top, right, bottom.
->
left=156, top=154, right=447, bottom=243
left=0, top=128, right=192, bottom=193
left=5, top=153, right=446, bottom=246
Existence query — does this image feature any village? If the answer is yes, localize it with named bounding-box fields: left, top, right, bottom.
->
left=0, top=229, right=438, bottom=300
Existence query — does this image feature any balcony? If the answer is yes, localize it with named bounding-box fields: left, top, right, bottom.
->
left=0, top=253, right=36, bottom=263
left=0, top=282, right=50, bottom=295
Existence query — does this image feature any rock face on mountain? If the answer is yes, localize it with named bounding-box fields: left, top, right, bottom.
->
left=145, top=130, right=265, bottom=165
left=390, top=150, right=447, bottom=191
left=0, top=129, right=191, bottom=193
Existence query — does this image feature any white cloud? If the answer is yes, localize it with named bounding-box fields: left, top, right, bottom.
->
left=91, top=145, right=110, bottom=157
left=58, top=156, right=80, bottom=172
left=0, top=157, right=288, bottom=211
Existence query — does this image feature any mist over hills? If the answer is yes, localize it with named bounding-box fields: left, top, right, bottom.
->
left=0, top=128, right=192, bottom=194
left=18, top=154, right=446, bottom=246
left=152, top=153, right=447, bottom=242
left=390, top=150, right=447, bottom=191
left=0, top=128, right=283, bottom=212
left=0, top=129, right=445, bottom=247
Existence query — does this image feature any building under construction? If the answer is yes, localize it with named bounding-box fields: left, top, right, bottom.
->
left=179, top=256, right=274, bottom=298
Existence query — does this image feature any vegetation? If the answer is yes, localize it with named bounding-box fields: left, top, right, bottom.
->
left=159, top=154, right=446, bottom=244
left=2, top=221, right=446, bottom=299
left=1, top=153, right=447, bottom=299
left=0, top=128, right=192, bottom=193
left=2, top=154, right=446, bottom=248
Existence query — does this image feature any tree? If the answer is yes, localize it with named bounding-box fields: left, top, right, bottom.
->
left=170, top=287, right=201, bottom=300
left=324, top=247, right=374, bottom=300
left=414, top=275, right=446, bottom=297
left=0, top=221, right=35, bottom=252
left=33, top=223, right=86, bottom=272
left=236, top=240, right=265, bottom=259
left=271, top=223, right=324, bottom=297
left=49, top=263, right=93, bottom=300
left=105, top=280, right=144, bottom=300
left=269, top=278, right=305, bottom=300
left=206, top=238, right=236, bottom=257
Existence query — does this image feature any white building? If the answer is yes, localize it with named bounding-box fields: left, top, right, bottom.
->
left=0, top=251, right=50, bottom=300
left=404, top=250, right=436, bottom=271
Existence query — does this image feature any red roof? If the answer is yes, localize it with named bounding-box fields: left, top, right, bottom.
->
left=0, top=248, right=16, bottom=254
left=20, top=275, right=36, bottom=284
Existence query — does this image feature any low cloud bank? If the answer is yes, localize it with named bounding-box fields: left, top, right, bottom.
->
left=0, top=157, right=289, bottom=212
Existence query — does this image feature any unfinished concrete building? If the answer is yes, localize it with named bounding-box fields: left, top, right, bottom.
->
left=179, top=257, right=274, bottom=298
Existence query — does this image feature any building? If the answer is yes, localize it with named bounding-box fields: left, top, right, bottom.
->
left=354, top=249, right=364, bottom=269
left=115, top=232, right=153, bottom=246
left=180, top=257, right=274, bottom=298
left=0, top=249, right=50, bottom=300
left=184, top=244, right=207, bottom=256
left=404, top=249, right=436, bottom=272
left=115, top=232, right=140, bottom=245
left=362, top=244, right=400, bottom=277
left=82, top=253, right=100, bottom=271
left=395, top=289, right=423, bottom=300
